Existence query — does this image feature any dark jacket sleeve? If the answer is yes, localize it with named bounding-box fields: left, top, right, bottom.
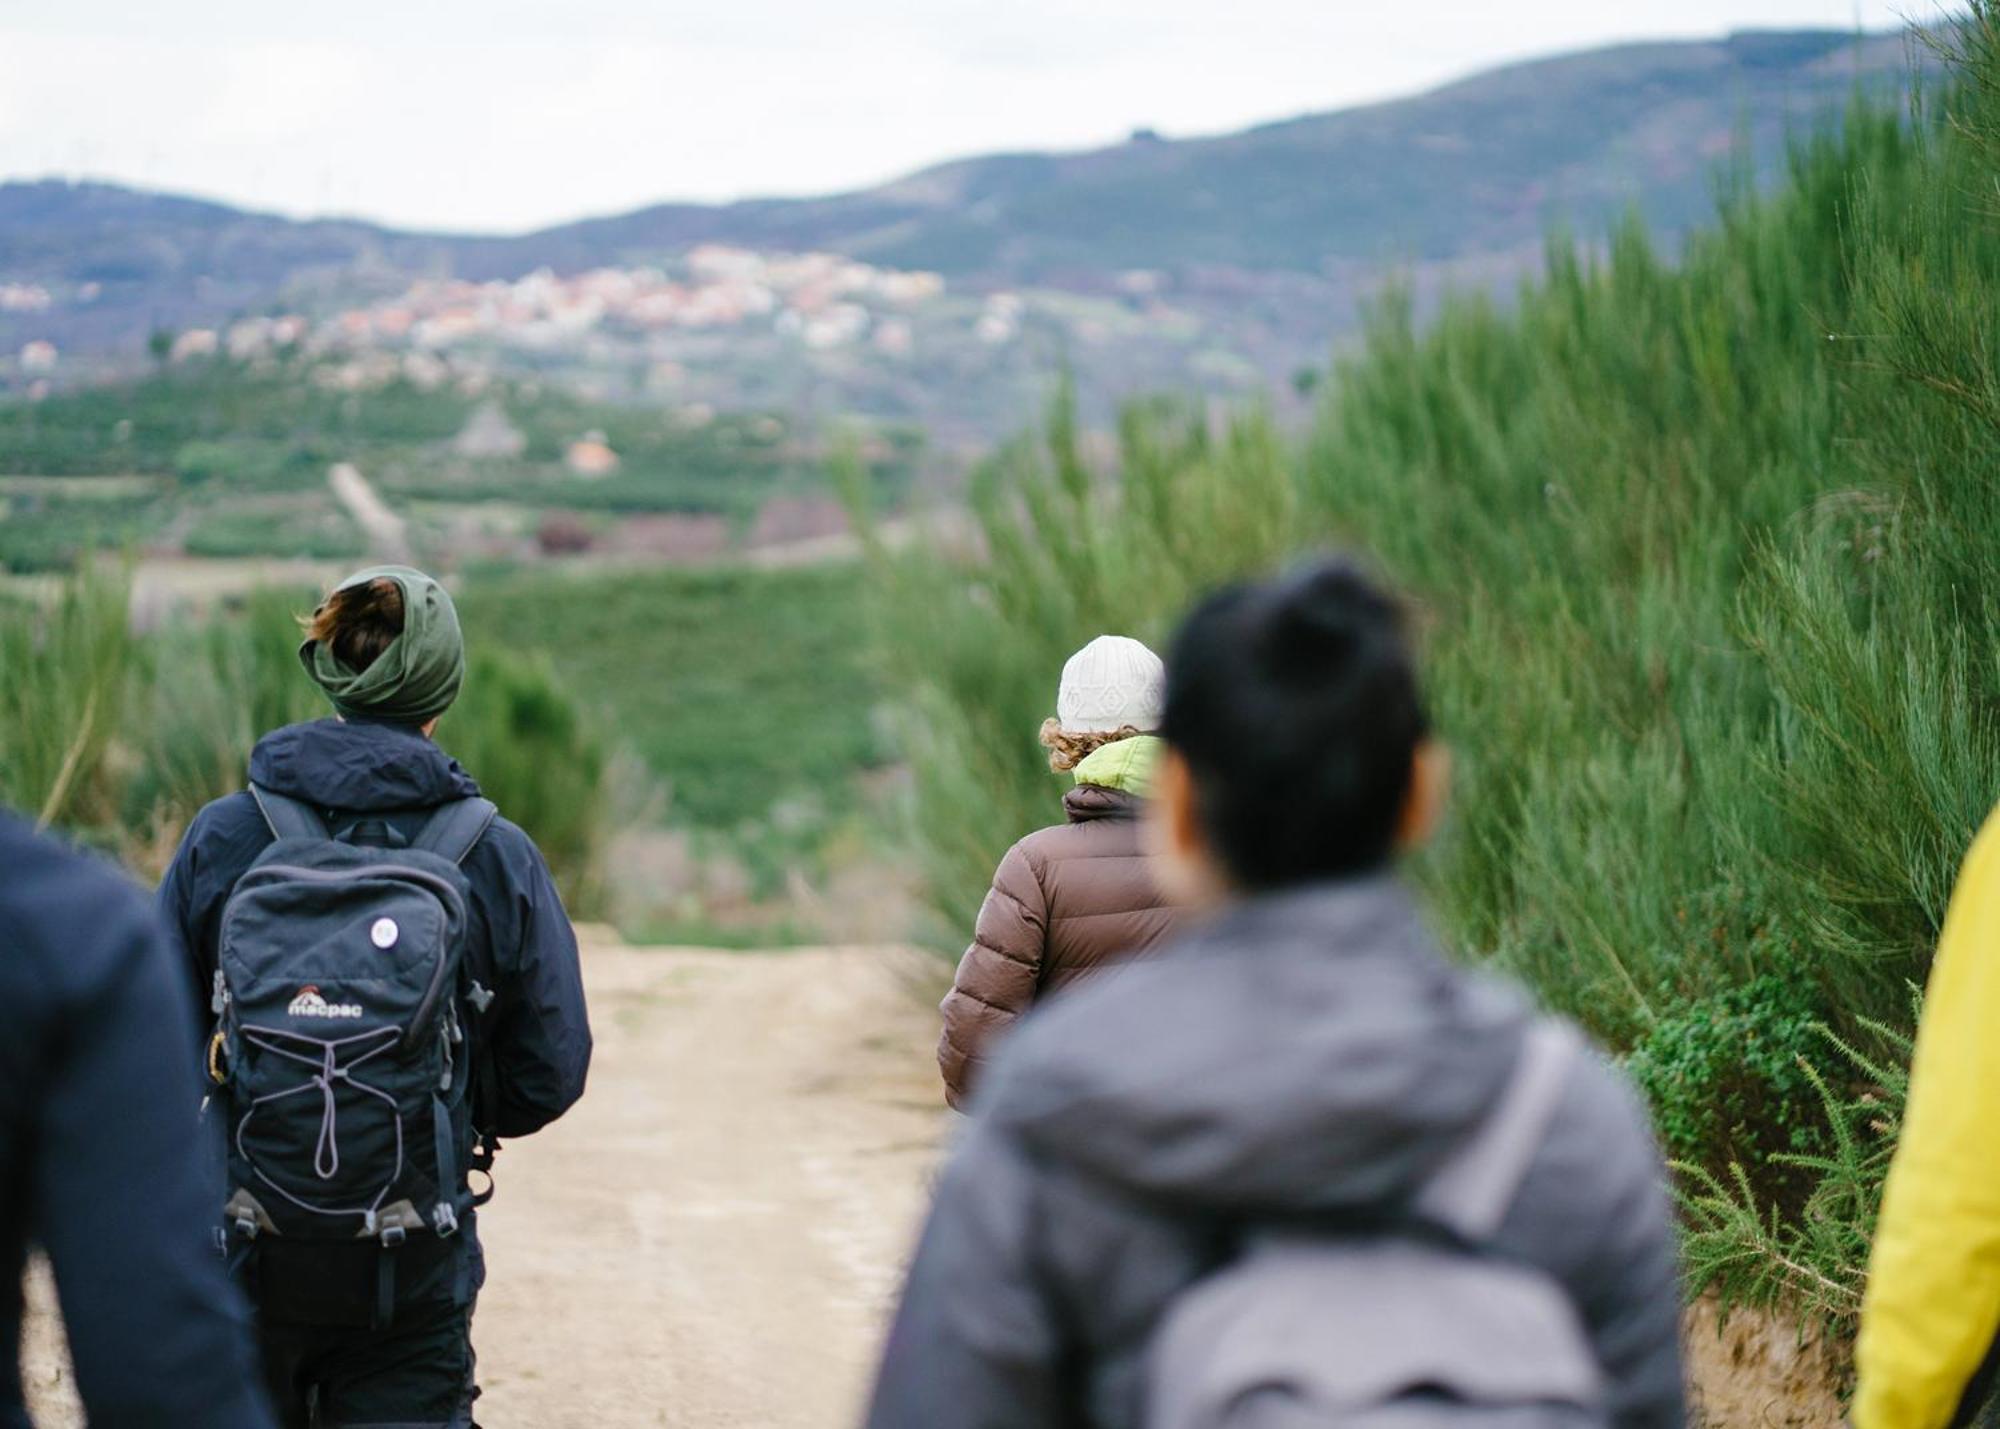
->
left=35, top=876, right=275, bottom=1427
left=155, top=796, right=262, bottom=1025
left=473, top=822, right=592, bottom=1138
left=866, top=1120, right=1071, bottom=1428
left=939, top=842, right=1048, bottom=1111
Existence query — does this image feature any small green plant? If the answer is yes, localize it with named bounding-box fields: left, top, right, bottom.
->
left=1626, top=968, right=1834, bottom=1205
left=1675, top=1004, right=1915, bottom=1341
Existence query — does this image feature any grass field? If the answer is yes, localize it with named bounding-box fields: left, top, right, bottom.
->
left=463, top=562, right=882, bottom=828
left=461, top=562, right=888, bottom=914
left=0, top=360, right=920, bottom=571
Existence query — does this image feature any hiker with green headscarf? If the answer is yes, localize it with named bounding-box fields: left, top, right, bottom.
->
left=936, top=635, right=1183, bottom=1110
left=156, top=564, right=592, bottom=1429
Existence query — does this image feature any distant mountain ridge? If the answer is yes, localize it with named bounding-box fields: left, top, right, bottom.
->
left=0, top=25, right=1928, bottom=416
left=505, top=27, right=1918, bottom=279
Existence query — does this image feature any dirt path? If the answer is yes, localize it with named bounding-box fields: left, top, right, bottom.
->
left=19, top=937, right=1843, bottom=1426
left=24, top=938, right=949, bottom=1428
left=472, top=941, right=945, bottom=1427
left=328, top=461, right=412, bottom=561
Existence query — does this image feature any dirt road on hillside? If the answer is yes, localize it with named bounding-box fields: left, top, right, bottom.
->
left=24, top=938, right=949, bottom=1428
left=328, top=462, right=412, bottom=562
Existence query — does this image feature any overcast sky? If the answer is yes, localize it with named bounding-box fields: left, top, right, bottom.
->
left=0, top=0, right=1939, bottom=234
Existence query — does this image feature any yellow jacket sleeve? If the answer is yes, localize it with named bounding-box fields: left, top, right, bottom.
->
left=1855, top=807, right=2000, bottom=1429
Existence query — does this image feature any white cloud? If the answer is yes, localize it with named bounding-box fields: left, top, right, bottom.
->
left=0, top=0, right=1944, bottom=232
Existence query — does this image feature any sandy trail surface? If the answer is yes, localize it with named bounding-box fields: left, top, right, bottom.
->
left=24, top=938, right=949, bottom=1429
left=472, top=942, right=945, bottom=1427
left=19, top=936, right=1844, bottom=1427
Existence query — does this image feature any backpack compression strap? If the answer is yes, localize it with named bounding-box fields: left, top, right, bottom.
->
left=249, top=783, right=331, bottom=842
left=412, top=796, right=499, bottom=866
left=1413, top=1020, right=1580, bottom=1243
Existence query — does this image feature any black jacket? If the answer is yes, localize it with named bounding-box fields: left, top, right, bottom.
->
left=157, top=718, right=593, bottom=1150
left=1, top=813, right=274, bottom=1429
left=868, top=878, right=1686, bottom=1429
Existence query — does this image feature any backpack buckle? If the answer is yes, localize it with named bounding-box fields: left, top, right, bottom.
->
left=433, top=1202, right=460, bottom=1238
left=224, top=1188, right=272, bottom=1242
left=380, top=1223, right=408, bottom=1249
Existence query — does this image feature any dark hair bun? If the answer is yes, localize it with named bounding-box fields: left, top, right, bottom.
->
left=1258, top=564, right=1394, bottom=685
left=1163, top=557, right=1428, bottom=888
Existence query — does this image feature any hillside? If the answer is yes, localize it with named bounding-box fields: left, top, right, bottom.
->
left=514, top=28, right=1918, bottom=278
left=0, top=28, right=1927, bottom=432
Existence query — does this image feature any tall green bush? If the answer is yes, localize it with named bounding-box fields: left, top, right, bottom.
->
left=867, top=9, right=2000, bottom=1333
left=437, top=648, right=613, bottom=913
left=8, top=575, right=615, bottom=912
left=0, top=566, right=135, bottom=828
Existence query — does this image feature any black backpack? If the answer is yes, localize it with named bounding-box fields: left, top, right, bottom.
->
left=206, top=784, right=498, bottom=1325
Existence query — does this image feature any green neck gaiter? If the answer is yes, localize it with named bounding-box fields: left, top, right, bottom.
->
left=1072, top=734, right=1164, bottom=799
left=299, top=565, right=465, bottom=725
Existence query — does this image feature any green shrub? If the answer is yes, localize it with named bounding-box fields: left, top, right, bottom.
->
left=1676, top=1009, right=1914, bottom=1339
left=1625, top=970, right=1833, bottom=1202
left=12, top=572, right=615, bottom=908
left=182, top=506, right=366, bottom=559
left=127, top=589, right=323, bottom=832
left=861, top=2, right=2000, bottom=1328
left=174, top=439, right=330, bottom=493
left=437, top=648, right=614, bottom=915
left=0, top=564, right=135, bottom=828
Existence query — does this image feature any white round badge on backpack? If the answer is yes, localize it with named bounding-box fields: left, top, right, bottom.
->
left=371, top=917, right=400, bottom=950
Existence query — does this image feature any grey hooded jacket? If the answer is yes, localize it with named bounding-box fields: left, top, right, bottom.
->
left=866, top=878, right=1685, bottom=1429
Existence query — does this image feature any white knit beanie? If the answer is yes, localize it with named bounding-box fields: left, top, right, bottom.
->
left=1056, top=635, right=1165, bottom=734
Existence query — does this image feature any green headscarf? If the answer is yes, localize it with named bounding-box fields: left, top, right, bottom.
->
left=299, top=565, right=465, bottom=725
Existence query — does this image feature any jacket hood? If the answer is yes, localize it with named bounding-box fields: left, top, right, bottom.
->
left=248, top=718, right=482, bottom=812
left=988, top=877, right=1530, bottom=1214
left=1071, top=734, right=1162, bottom=799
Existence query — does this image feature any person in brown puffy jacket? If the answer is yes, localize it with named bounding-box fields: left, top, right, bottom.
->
left=938, top=635, right=1180, bottom=1109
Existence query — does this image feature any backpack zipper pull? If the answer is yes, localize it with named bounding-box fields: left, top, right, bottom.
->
left=210, top=967, right=229, bottom=1016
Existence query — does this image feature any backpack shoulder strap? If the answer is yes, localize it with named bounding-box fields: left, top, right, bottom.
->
left=412, top=797, right=499, bottom=866
left=249, top=783, right=330, bottom=843
left=1414, top=1019, right=1580, bottom=1243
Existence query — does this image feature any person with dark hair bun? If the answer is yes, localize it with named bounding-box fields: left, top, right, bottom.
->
left=868, top=559, right=1686, bottom=1429
left=1153, top=562, right=1435, bottom=895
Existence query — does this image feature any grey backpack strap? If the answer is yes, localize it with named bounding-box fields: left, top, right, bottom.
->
left=412, top=797, right=498, bottom=866
left=249, top=783, right=330, bottom=843
left=1415, top=1020, right=1580, bottom=1242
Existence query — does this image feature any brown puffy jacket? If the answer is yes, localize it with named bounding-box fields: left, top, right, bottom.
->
left=938, top=784, right=1178, bottom=1108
